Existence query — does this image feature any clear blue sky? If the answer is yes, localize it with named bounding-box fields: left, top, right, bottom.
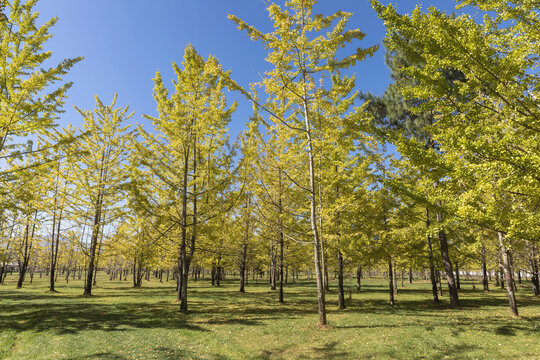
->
left=37, top=0, right=457, bottom=137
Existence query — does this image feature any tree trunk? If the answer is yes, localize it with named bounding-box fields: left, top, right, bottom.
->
left=336, top=250, right=345, bottom=309
left=17, top=224, right=31, bottom=289
left=498, top=232, right=518, bottom=316
left=394, top=262, right=398, bottom=294
left=278, top=173, right=284, bottom=303
left=481, top=243, right=489, bottom=292
left=279, top=227, right=284, bottom=304
left=527, top=242, right=539, bottom=296
left=356, top=266, right=362, bottom=292
left=388, top=257, right=395, bottom=306
left=49, top=208, right=58, bottom=291
left=132, top=259, right=137, bottom=287
left=302, top=95, right=326, bottom=326
left=499, top=252, right=505, bottom=289
left=436, top=211, right=459, bottom=307
left=29, top=265, right=35, bottom=284
left=240, top=243, right=247, bottom=293
left=426, top=210, right=439, bottom=303
left=437, top=270, right=443, bottom=297
left=455, top=258, right=461, bottom=291
left=270, top=250, right=276, bottom=290
left=84, top=200, right=103, bottom=296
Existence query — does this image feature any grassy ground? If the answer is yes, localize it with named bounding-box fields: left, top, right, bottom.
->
left=0, top=272, right=538, bottom=359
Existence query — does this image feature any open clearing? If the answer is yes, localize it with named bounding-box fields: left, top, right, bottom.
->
left=0, top=274, right=538, bottom=359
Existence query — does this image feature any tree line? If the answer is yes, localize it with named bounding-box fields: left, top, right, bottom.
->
left=0, top=0, right=538, bottom=325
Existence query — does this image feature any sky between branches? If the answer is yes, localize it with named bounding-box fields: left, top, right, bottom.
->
left=37, top=0, right=456, bottom=137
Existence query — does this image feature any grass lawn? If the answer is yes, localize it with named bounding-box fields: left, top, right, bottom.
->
left=0, top=272, right=538, bottom=359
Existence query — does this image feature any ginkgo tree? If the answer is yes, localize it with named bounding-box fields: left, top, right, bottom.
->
left=71, top=95, right=133, bottom=296
left=137, top=44, right=237, bottom=313
left=0, top=0, right=81, bottom=161
left=371, top=0, right=540, bottom=315
left=228, top=0, right=378, bottom=326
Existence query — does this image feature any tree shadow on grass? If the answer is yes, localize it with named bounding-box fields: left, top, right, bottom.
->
left=66, top=353, right=128, bottom=360
left=1, top=281, right=538, bottom=339
left=259, top=341, right=349, bottom=360
left=65, top=347, right=229, bottom=360
left=378, top=343, right=479, bottom=360
left=0, top=298, right=208, bottom=335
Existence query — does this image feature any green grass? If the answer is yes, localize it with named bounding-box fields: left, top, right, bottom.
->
left=0, top=272, right=538, bottom=359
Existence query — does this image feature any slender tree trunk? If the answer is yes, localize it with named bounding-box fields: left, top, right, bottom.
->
left=498, top=232, right=518, bottom=316
left=49, top=207, right=58, bottom=291
left=455, top=258, right=460, bottom=291
left=426, top=209, right=439, bottom=303
left=408, top=266, right=413, bottom=284
left=527, top=242, right=539, bottom=296
left=29, top=264, right=35, bottom=284
left=436, top=211, right=459, bottom=307
left=1, top=220, right=15, bottom=285
left=482, top=243, right=489, bottom=292
left=92, top=222, right=106, bottom=287
left=177, top=142, right=191, bottom=312
left=17, top=223, right=31, bottom=289
left=388, top=257, right=395, bottom=306
left=394, top=261, right=398, bottom=295
left=270, top=245, right=276, bottom=291
left=240, top=192, right=251, bottom=293
left=84, top=148, right=108, bottom=297
left=302, top=90, right=326, bottom=326
left=278, top=172, right=284, bottom=303
left=437, top=269, right=443, bottom=297
left=240, top=243, right=247, bottom=293
left=132, top=259, right=137, bottom=287
left=498, top=252, right=505, bottom=290
left=17, top=215, right=36, bottom=289
left=356, top=266, right=362, bottom=292
left=84, top=199, right=103, bottom=296
left=337, top=250, right=345, bottom=309
left=180, top=140, right=198, bottom=313
left=279, top=233, right=284, bottom=303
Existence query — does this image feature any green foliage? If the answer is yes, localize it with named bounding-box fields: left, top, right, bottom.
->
left=372, top=0, right=540, bottom=241
left=0, top=0, right=82, bottom=152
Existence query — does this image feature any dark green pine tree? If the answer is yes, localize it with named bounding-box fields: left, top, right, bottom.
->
left=362, top=37, right=465, bottom=139
left=361, top=38, right=465, bottom=307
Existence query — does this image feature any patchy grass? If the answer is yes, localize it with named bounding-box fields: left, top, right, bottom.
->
left=0, top=272, right=538, bottom=359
